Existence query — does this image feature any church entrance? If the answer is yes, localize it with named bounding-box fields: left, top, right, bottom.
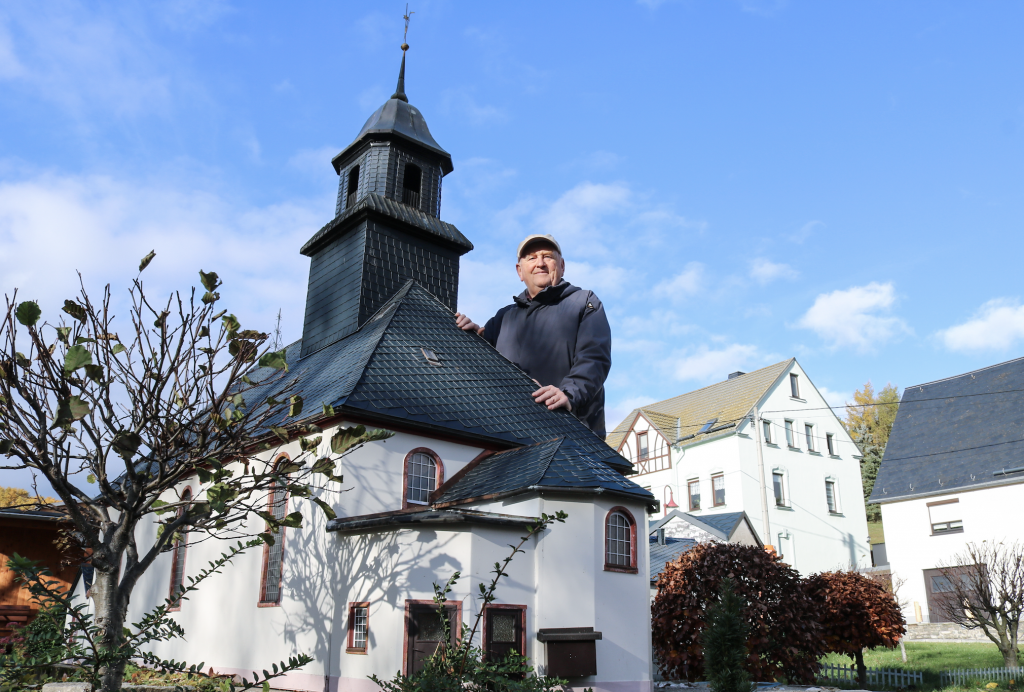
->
left=406, top=602, right=458, bottom=675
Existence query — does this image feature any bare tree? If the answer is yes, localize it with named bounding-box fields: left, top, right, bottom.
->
left=937, top=541, right=1024, bottom=667
left=0, top=256, right=390, bottom=691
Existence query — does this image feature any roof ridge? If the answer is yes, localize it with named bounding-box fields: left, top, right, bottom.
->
left=643, top=358, right=794, bottom=412
left=906, top=354, right=1024, bottom=391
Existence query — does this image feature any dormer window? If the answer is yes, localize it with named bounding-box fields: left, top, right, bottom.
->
left=790, top=373, right=801, bottom=398
left=347, top=166, right=360, bottom=209
left=402, top=164, right=422, bottom=208
left=698, top=418, right=718, bottom=435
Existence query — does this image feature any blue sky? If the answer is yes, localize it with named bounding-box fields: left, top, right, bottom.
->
left=2, top=1, right=1023, bottom=489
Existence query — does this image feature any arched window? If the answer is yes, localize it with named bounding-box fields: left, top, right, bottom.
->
left=403, top=448, right=443, bottom=507
left=259, top=460, right=290, bottom=606
left=347, top=165, right=360, bottom=209
left=168, top=487, right=192, bottom=608
left=604, top=507, right=637, bottom=573
left=402, top=164, right=422, bottom=208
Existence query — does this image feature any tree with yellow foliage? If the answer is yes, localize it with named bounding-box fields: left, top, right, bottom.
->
left=0, top=485, right=56, bottom=509
left=843, top=382, right=900, bottom=522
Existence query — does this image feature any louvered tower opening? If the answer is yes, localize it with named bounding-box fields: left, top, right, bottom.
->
left=402, top=164, right=422, bottom=209
left=347, top=165, right=360, bottom=209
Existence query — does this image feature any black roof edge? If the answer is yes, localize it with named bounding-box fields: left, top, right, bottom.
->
left=0, top=508, right=67, bottom=522
left=332, top=134, right=453, bottom=176
left=300, top=197, right=471, bottom=258
left=434, top=484, right=658, bottom=512
left=870, top=474, right=1024, bottom=505
left=904, top=354, right=1024, bottom=391
left=326, top=508, right=537, bottom=533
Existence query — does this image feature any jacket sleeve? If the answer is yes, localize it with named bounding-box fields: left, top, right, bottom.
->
left=481, top=304, right=515, bottom=347
left=558, top=292, right=611, bottom=413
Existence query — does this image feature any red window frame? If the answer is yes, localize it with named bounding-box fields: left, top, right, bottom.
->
left=347, top=601, right=370, bottom=654
left=402, top=448, right=445, bottom=509
left=258, top=456, right=291, bottom=607
left=167, top=487, right=193, bottom=611
left=482, top=604, right=527, bottom=662
left=712, top=474, right=726, bottom=507
left=603, top=506, right=638, bottom=573
left=687, top=479, right=701, bottom=511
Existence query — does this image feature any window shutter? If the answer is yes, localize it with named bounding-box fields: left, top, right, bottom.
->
left=928, top=501, right=961, bottom=525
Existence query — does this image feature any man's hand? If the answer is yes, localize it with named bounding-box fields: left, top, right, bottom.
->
left=533, top=384, right=571, bottom=412
left=455, top=312, right=484, bottom=335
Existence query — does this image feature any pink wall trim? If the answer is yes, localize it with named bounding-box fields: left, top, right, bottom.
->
left=207, top=666, right=325, bottom=692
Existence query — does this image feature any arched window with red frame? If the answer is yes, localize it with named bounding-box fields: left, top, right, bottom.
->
left=604, top=507, right=638, bottom=573
left=258, top=458, right=291, bottom=606
left=168, top=487, right=192, bottom=609
left=403, top=448, right=444, bottom=508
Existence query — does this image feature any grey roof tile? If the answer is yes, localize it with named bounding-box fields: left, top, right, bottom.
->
left=649, top=537, right=697, bottom=583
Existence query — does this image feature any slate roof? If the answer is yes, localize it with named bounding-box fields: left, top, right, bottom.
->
left=299, top=192, right=472, bottom=257
left=649, top=537, right=696, bottom=584
left=606, top=360, right=794, bottom=450
left=433, top=437, right=656, bottom=508
left=648, top=510, right=759, bottom=544
left=870, top=356, right=1024, bottom=504
left=243, top=281, right=634, bottom=474
left=332, top=96, right=453, bottom=175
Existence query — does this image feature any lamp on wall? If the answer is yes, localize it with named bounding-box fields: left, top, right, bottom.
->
left=664, top=486, right=679, bottom=513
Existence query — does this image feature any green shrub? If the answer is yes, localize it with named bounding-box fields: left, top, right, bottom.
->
left=702, top=578, right=751, bottom=692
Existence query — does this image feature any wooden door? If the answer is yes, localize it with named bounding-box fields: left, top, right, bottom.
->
left=923, top=567, right=956, bottom=623
left=407, top=604, right=457, bottom=675
left=485, top=608, right=524, bottom=664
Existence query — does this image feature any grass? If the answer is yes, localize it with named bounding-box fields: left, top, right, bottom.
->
left=868, top=520, right=885, bottom=545
left=821, top=641, right=1020, bottom=691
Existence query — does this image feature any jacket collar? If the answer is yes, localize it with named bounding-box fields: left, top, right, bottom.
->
left=513, top=280, right=574, bottom=307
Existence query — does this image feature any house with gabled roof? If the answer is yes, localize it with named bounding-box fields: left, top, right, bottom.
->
left=121, top=50, right=656, bottom=692
left=870, top=356, right=1024, bottom=625
left=646, top=510, right=762, bottom=593
left=607, top=359, right=871, bottom=576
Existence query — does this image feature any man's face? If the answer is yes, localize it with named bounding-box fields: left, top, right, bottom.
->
left=516, top=242, right=565, bottom=298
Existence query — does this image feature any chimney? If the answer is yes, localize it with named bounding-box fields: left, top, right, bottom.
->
left=657, top=528, right=666, bottom=545
left=728, top=371, right=746, bottom=379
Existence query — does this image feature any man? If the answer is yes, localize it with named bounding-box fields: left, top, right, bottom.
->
left=455, top=234, right=612, bottom=437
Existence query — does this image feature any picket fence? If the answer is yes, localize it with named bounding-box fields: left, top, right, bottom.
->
left=817, top=662, right=924, bottom=688
left=941, top=667, right=1024, bottom=687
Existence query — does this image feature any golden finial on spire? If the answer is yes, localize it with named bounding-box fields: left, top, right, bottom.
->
left=401, top=4, right=413, bottom=52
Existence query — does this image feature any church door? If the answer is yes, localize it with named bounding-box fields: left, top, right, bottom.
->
left=406, top=603, right=457, bottom=675
left=484, top=607, right=525, bottom=664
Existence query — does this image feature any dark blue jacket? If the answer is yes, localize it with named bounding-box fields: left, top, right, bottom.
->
left=482, top=281, right=611, bottom=437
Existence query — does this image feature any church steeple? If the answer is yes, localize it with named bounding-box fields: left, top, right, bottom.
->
left=297, top=29, right=472, bottom=359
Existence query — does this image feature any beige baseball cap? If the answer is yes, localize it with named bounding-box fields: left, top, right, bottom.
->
left=517, top=234, right=562, bottom=258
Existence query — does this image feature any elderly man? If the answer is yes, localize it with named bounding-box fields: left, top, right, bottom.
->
left=455, top=234, right=612, bottom=437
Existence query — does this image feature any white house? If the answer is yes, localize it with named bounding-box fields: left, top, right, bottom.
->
left=870, top=356, right=1024, bottom=625
left=607, top=359, right=872, bottom=576
left=117, top=52, right=657, bottom=692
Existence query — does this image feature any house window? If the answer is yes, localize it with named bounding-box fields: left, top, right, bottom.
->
left=687, top=479, right=701, bottom=511
left=790, top=373, right=800, bottom=398
left=928, top=499, right=963, bottom=535
left=404, top=449, right=443, bottom=507
left=785, top=420, right=796, bottom=448
left=773, top=472, right=786, bottom=507
left=402, top=163, right=422, bottom=208
left=826, top=433, right=836, bottom=456
left=604, top=508, right=637, bottom=572
left=762, top=419, right=773, bottom=444
left=347, top=165, right=360, bottom=209
left=483, top=605, right=526, bottom=663
left=805, top=424, right=815, bottom=452
left=347, top=603, right=369, bottom=653
left=712, top=474, right=726, bottom=506
left=168, top=487, right=192, bottom=608
left=637, top=431, right=649, bottom=461
left=825, top=480, right=838, bottom=514
left=259, top=468, right=290, bottom=605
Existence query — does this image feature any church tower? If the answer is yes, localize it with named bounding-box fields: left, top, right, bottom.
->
left=298, top=46, right=473, bottom=358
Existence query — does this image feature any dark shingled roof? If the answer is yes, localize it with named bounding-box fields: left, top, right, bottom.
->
left=434, top=437, right=655, bottom=507
left=870, top=356, right=1024, bottom=504
left=332, top=97, right=453, bottom=175
left=692, top=512, right=747, bottom=539
left=243, top=281, right=633, bottom=474
left=299, top=192, right=472, bottom=257
left=649, top=537, right=697, bottom=584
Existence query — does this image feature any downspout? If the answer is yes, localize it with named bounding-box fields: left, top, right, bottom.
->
left=751, top=406, right=772, bottom=549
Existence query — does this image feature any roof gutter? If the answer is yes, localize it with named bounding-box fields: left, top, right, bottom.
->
left=871, top=473, right=1024, bottom=505
left=434, top=485, right=659, bottom=513
left=326, top=508, right=538, bottom=534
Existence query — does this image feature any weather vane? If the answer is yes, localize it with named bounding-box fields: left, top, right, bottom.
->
left=402, top=4, right=413, bottom=51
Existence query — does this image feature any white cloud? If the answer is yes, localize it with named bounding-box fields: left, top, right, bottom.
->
left=536, top=182, right=632, bottom=245
left=937, top=299, right=1024, bottom=352
left=564, top=261, right=629, bottom=298
left=669, top=343, right=763, bottom=383
left=0, top=20, right=25, bottom=79
left=357, top=85, right=390, bottom=113
left=653, top=262, right=704, bottom=300
left=607, top=395, right=657, bottom=431
left=440, top=89, right=508, bottom=126
left=797, top=282, right=909, bottom=352
left=0, top=169, right=328, bottom=346
left=789, top=219, right=822, bottom=244
left=288, top=146, right=340, bottom=179
left=816, top=386, right=852, bottom=410
left=750, top=258, right=798, bottom=284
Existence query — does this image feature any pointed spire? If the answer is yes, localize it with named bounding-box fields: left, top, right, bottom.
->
left=391, top=48, right=408, bottom=102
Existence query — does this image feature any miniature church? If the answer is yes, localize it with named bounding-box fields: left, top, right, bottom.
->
left=124, top=43, right=657, bottom=692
